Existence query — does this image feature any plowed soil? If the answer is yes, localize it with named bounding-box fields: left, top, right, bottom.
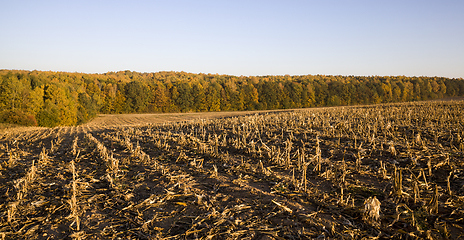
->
left=1, top=101, right=464, bottom=239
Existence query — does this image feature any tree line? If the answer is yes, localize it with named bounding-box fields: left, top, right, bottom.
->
left=1, top=69, right=463, bottom=127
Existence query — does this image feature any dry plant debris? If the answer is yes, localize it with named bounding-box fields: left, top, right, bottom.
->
left=0, top=100, right=464, bottom=239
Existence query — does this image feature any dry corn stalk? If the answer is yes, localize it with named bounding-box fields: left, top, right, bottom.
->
left=393, top=166, right=402, bottom=197
left=313, top=136, right=322, bottom=172
left=379, top=161, right=388, bottom=180
left=390, top=203, right=415, bottom=228
left=72, top=136, right=79, bottom=156
left=363, top=196, right=381, bottom=225
left=341, top=158, right=346, bottom=185
left=68, top=160, right=80, bottom=231
left=8, top=151, right=17, bottom=168
left=447, top=171, right=453, bottom=196
left=389, top=142, right=397, bottom=157
left=7, top=201, right=18, bottom=223
left=414, top=180, right=420, bottom=204
left=15, top=160, right=37, bottom=200
left=428, top=185, right=439, bottom=215
left=302, top=162, right=309, bottom=192
left=272, top=200, right=293, bottom=214
left=339, top=186, right=344, bottom=205
left=415, top=133, right=422, bottom=146
left=356, top=151, right=362, bottom=172
left=427, top=157, right=432, bottom=176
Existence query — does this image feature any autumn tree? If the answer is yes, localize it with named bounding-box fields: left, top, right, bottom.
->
left=1, top=69, right=463, bottom=127
left=37, top=83, right=77, bottom=127
left=0, top=72, right=29, bottom=110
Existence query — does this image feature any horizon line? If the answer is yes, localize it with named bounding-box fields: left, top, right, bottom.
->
left=1, top=68, right=463, bottom=80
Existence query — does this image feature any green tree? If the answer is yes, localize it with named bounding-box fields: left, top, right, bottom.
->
left=124, top=81, right=149, bottom=112
left=192, top=82, right=207, bottom=111
left=205, top=83, right=221, bottom=111
left=77, top=93, right=98, bottom=124
left=114, top=91, right=129, bottom=113
left=439, top=80, right=447, bottom=97
left=175, top=82, right=193, bottom=112
left=243, top=83, right=259, bottom=110
left=302, top=83, right=316, bottom=107
left=327, top=94, right=341, bottom=106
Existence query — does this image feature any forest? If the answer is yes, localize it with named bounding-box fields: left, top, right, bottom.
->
left=1, top=69, right=463, bottom=127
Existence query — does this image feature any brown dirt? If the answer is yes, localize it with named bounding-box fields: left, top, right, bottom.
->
left=84, top=111, right=260, bottom=127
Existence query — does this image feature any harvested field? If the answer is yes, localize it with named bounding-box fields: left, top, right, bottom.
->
left=85, top=111, right=285, bottom=127
left=1, top=100, right=464, bottom=239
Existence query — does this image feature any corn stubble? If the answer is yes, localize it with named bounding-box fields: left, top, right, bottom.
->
left=0, top=100, right=464, bottom=239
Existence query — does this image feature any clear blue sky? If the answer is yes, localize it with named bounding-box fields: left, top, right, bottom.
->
left=1, top=0, right=463, bottom=78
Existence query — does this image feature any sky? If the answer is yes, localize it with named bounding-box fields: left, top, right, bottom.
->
left=1, top=0, right=463, bottom=78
